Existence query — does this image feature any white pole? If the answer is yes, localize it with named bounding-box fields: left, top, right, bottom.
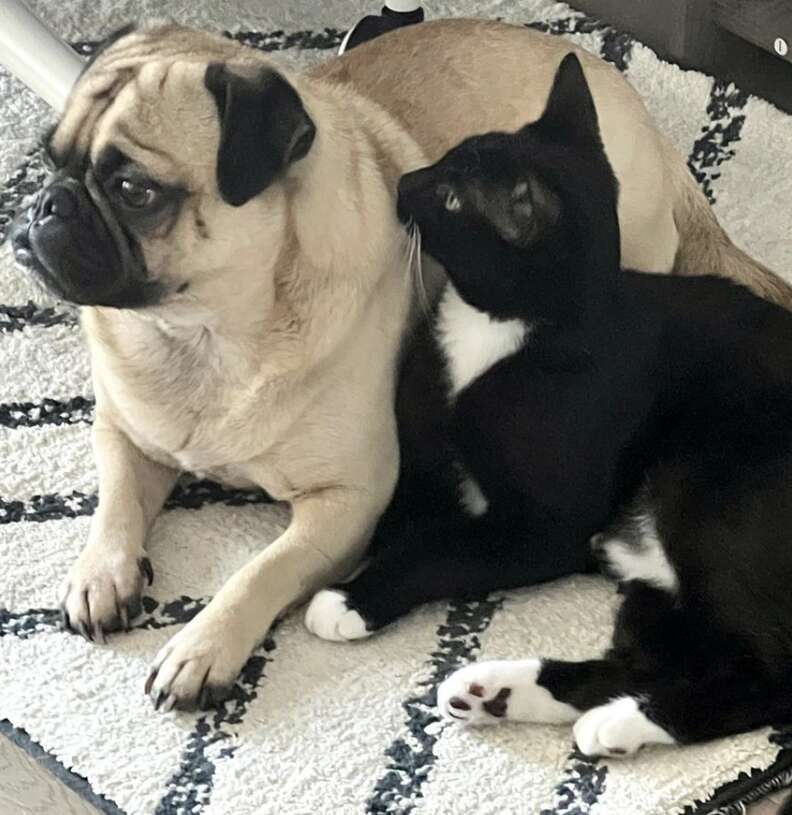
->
left=0, top=0, right=84, bottom=112
left=384, top=1, right=421, bottom=12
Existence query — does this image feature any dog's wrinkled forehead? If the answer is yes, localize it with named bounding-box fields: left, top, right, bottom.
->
left=49, top=24, right=246, bottom=178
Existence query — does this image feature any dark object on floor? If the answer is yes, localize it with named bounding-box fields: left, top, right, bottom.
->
left=339, top=4, right=425, bottom=54
left=573, top=0, right=792, bottom=113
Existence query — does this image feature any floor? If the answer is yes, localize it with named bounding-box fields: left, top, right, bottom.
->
left=0, top=735, right=98, bottom=815
left=0, top=732, right=788, bottom=815
left=753, top=792, right=790, bottom=815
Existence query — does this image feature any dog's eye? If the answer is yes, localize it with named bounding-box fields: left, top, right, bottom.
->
left=442, top=188, right=462, bottom=213
left=117, top=178, right=159, bottom=209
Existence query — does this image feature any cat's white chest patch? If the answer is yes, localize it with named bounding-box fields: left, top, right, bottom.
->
left=435, top=285, right=530, bottom=397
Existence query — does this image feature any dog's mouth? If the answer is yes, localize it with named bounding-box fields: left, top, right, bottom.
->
left=10, top=175, right=164, bottom=309
left=9, top=216, right=34, bottom=266
left=8, top=193, right=45, bottom=268
left=9, top=210, right=72, bottom=300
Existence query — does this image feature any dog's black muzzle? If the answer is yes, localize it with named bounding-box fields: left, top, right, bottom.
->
left=10, top=173, right=162, bottom=308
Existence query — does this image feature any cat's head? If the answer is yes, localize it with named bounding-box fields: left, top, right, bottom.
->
left=397, top=53, right=620, bottom=320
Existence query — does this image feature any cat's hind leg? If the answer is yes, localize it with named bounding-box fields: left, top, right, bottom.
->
left=572, top=665, right=792, bottom=757
left=436, top=650, right=686, bottom=757
left=574, top=583, right=792, bottom=756
left=437, top=657, right=632, bottom=727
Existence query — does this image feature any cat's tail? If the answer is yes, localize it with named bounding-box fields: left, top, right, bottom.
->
left=662, top=134, right=792, bottom=309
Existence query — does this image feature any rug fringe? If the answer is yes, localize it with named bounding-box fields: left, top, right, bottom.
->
left=709, top=768, right=792, bottom=814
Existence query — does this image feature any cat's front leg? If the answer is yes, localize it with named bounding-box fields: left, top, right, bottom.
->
left=306, top=514, right=589, bottom=641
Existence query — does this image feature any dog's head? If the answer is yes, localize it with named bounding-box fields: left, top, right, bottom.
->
left=10, top=23, right=316, bottom=310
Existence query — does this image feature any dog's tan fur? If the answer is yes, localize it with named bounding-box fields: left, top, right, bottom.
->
left=51, top=19, right=792, bottom=708
left=317, top=19, right=792, bottom=304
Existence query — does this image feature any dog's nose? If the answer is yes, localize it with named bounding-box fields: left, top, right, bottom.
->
left=39, top=184, right=78, bottom=220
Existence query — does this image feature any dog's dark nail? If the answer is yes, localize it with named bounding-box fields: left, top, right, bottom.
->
left=82, top=590, right=93, bottom=637
left=61, top=586, right=72, bottom=629
left=139, top=557, right=154, bottom=586
left=449, top=697, right=471, bottom=711
left=144, top=670, right=157, bottom=696
left=154, top=690, right=165, bottom=711
left=196, top=666, right=212, bottom=709
left=469, top=683, right=485, bottom=698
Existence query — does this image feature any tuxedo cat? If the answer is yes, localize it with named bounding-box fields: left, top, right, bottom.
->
left=306, top=53, right=792, bottom=755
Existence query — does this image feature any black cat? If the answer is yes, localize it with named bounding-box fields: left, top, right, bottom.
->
left=305, top=53, right=792, bottom=755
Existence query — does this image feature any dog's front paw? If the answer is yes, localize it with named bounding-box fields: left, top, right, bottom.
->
left=437, top=659, right=579, bottom=726
left=573, top=697, right=676, bottom=757
left=60, top=546, right=153, bottom=643
left=304, top=589, right=372, bottom=642
left=145, top=613, right=254, bottom=711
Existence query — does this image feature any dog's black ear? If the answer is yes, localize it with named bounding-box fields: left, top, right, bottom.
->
left=204, top=63, right=316, bottom=207
left=537, top=52, right=600, bottom=144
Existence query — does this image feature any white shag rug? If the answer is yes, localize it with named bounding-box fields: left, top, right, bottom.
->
left=1, top=2, right=792, bottom=814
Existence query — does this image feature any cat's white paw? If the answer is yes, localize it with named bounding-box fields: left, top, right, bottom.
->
left=304, top=589, right=371, bottom=642
left=573, top=697, right=676, bottom=757
left=437, top=659, right=579, bottom=726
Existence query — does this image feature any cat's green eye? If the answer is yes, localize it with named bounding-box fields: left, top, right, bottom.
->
left=443, top=189, right=462, bottom=213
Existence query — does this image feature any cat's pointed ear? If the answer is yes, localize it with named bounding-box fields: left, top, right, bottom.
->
left=538, top=52, right=600, bottom=143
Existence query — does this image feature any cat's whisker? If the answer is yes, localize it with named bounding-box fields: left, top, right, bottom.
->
left=407, top=222, right=431, bottom=317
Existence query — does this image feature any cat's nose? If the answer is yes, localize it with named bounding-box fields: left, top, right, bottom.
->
left=397, top=168, right=429, bottom=200
left=397, top=168, right=432, bottom=224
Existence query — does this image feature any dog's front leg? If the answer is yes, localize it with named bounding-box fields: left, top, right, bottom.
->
left=60, top=418, right=178, bottom=642
left=145, top=487, right=376, bottom=711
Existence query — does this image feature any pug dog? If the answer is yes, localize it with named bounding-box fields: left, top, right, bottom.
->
left=10, top=19, right=791, bottom=711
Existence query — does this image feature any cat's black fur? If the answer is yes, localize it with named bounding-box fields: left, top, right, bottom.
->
left=331, top=54, right=792, bottom=746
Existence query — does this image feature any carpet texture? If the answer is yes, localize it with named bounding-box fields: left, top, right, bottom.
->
left=1, top=2, right=792, bottom=814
